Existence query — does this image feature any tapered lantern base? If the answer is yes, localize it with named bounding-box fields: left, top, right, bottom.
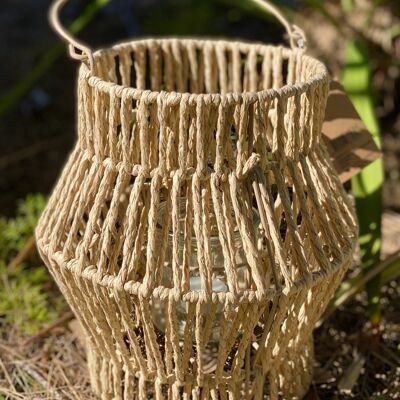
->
left=87, top=337, right=314, bottom=399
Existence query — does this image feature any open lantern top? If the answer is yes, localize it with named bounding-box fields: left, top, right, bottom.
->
left=87, top=39, right=328, bottom=102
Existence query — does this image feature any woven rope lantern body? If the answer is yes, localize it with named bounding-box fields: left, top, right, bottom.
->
left=37, top=2, right=358, bottom=398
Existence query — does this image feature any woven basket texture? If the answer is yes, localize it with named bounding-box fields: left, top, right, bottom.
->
left=36, top=38, right=358, bottom=399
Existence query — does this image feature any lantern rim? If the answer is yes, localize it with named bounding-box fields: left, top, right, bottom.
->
left=83, top=37, right=329, bottom=105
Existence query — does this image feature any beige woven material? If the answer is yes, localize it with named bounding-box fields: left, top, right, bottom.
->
left=36, top=13, right=358, bottom=400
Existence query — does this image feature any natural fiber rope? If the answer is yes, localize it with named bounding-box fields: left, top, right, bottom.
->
left=37, top=7, right=357, bottom=400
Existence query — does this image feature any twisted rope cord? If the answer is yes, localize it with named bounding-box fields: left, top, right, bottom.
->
left=36, top=37, right=357, bottom=399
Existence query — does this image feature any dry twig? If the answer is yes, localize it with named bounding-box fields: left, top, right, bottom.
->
left=6, top=235, right=36, bottom=273
left=24, top=311, right=74, bottom=345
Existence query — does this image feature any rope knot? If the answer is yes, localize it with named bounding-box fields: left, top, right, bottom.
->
left=236, top=153, right=261, bottom=180
left=290, top=25, right=307, bottom=50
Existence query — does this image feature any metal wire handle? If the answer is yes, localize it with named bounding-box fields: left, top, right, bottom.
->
left=49, top=0, right=96, bottom=72
left=49, top=0, right=307, bottom=73
left=250, top=0, right=307, bottom=50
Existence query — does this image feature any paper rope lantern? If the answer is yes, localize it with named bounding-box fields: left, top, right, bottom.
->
left=36, top=1, right=358, bottom=398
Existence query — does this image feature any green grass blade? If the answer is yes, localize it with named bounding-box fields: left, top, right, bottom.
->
left=321, top=251, right=400, bottom=324
left=341, top=39, right=384, bottom=326
left=0, top=0, right=110, bottom=120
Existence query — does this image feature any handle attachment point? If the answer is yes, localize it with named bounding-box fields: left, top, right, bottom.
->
left=250, top=0, right=307, bottom=51
left=49, top=0, right=96, bottom=72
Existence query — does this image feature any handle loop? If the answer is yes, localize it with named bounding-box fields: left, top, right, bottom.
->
left=49, top=0, right=307, bottom=72
left=250, top=0, right=307, bottom=50
left=49, top=0, right=96, bottom=72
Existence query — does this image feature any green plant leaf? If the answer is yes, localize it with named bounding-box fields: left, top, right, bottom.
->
left=0, top=0, right=111, bottom=119
left=341, top=39, right=384, bottom=326
left=321, top=250, right=400, bottom=324
left=0, top=194, right=65, bottom=334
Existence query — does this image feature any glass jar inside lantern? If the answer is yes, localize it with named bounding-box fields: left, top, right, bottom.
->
left=152, top=197, right=260, bottom=343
